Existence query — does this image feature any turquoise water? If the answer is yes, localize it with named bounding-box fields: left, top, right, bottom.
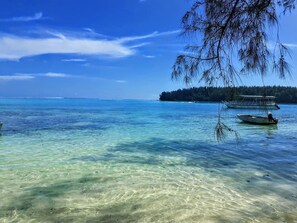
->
left=0, top=99, right=297, bottom=222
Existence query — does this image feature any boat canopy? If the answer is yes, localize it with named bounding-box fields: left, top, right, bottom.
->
left=224, top=94, right=280, bottom=109
left=239, top=95, right=276, bottom=99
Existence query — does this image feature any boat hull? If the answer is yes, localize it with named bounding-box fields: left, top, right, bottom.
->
left=237, top=114, right=278, bottom=125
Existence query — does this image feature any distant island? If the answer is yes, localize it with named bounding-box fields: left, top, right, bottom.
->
left=159, top=86, right=297, bottom=103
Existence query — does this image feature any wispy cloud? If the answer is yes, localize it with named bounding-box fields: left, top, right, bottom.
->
left=82, top=28, right=108, bottom=38
left=61, top=58, right=86, bottom=62
left=129, top=42, right=151, bottom=49
left=115, top=80, right=128, bottom=83
left=1, top=72, right=128, bottom=84
left=0, top=75, right=35, bottom=81
left=143, top=55, right=155, bottom=58
left=45, top=31, right=66, bottom=39
left=14, top=72, right=74, bottom=79
left=42, top=72, right=72, bottom=78
left=117, top=30, right=180, bottom=43
left=0, top=12, right=45, bottom=22
left=284, top=43, right=297, bottom=48
left=83, top=28, right=96, bottom=33
left=267, top=41, right=297, bottom=50
left=155, top=30, right=181, bottom=37
left=0, top=29, right=180, bottom=61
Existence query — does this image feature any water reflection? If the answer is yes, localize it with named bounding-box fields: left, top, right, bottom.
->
left=237, top=122, right=278, bottom=137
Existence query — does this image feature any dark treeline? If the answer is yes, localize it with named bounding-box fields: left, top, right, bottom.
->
left=159, top=86, right=297, bottom=103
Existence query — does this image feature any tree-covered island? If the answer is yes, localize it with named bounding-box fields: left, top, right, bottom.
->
left=159, top=86, right=297, bottom=103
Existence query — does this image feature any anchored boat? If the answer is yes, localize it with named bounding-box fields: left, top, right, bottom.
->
left=237, top=114, right=278, bottom=125
left=224, top=95, right=280, bottom=110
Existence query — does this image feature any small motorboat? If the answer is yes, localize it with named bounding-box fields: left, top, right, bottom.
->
left=237, top=114, right=278, bottom=125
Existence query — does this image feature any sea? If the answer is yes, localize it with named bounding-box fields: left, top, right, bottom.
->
left=0, top=99, right=297, bottom=222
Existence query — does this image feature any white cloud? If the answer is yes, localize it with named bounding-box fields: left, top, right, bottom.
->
left=0, top=36, right=135, bottom=60
left=43, top=72, right=71, bottom=78
left=61, top=58, right=86, bottom=62
left=0, top=30, right=180, bottom=61
left=0, top=75, right=35, bottom=81
left=0, top=12, right=44, bottom=22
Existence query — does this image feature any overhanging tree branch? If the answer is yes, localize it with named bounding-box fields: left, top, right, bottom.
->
left=172, top=0, right=294, bottom=86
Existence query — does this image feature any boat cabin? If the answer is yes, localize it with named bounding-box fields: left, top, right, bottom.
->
left=224, top=95, right=280, bottom=110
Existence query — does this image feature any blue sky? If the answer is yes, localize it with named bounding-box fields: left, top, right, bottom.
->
left=0, top=0, right=296, bottom=99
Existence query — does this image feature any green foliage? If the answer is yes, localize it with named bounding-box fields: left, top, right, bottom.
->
left=159, top=86, right=297, bottom=103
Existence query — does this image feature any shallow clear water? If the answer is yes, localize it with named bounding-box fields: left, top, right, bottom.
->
left=0, top=99, right=297, bottom=222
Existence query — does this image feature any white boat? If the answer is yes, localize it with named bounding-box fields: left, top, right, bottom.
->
left=224, top=95, right=280, bottom=110
left=237, top=114, right=278, bottom=125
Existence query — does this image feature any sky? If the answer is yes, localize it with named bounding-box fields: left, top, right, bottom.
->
left=0, top=0, right=296, bottom=99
